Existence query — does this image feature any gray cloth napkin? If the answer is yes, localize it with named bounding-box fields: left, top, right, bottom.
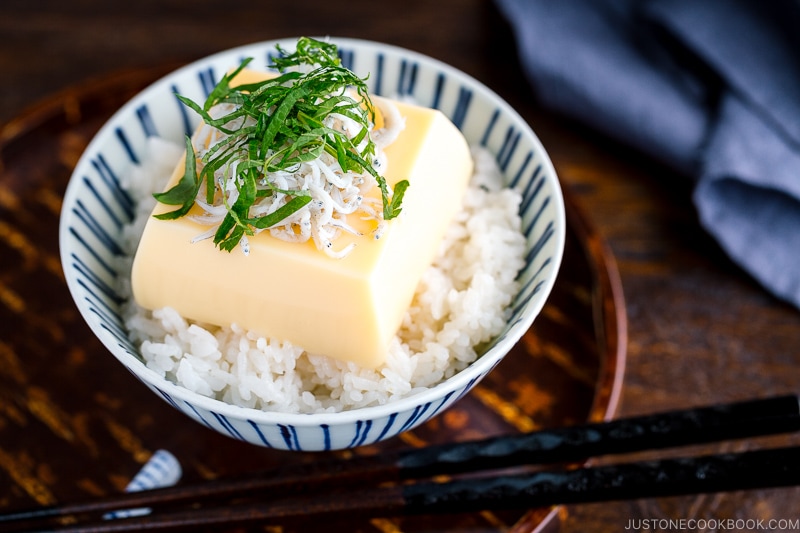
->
left=495, top=0, right=800, bottom=310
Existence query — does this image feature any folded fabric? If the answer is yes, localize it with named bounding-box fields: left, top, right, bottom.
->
left=495, top=0, right=800, bottom=310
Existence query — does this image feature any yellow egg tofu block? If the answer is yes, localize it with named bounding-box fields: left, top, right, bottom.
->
left=131, top=78, right=473, bottom=368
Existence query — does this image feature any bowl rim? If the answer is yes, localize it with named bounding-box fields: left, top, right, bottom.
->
left=60, top=36, right=566, bottom=427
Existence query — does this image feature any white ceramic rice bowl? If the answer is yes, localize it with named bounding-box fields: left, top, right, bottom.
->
left=59, top=37, right=565, bottom=452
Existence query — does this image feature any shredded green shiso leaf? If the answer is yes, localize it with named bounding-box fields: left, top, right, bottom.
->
left=153, top=37, right=408, bottom=254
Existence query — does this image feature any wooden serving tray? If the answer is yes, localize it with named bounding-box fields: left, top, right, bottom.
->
left=0, top=66, right=626, bottom=532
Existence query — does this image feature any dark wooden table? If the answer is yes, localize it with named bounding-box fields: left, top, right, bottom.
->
left=1, top=1, right=798, bottom=531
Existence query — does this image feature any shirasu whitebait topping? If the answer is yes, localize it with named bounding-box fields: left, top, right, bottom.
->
left=152, top=37, right=409, bottom=258
left=186, top=97, right=404, bottom=258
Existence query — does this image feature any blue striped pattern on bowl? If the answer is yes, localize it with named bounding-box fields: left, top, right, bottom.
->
left=59, top=38, right=565, bottom=451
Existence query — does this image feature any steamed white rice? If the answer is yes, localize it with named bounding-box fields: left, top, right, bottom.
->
left=118, top=136, right=526, bottom=414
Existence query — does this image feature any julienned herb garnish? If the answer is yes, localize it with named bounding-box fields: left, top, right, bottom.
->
left=153, top=37, right=409, bottom=256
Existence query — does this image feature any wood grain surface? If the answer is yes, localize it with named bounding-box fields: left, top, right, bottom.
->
left=1, top=1, right=798, bottom=531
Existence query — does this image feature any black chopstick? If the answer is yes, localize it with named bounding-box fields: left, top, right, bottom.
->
left=2, top=394, right=798, bottom=531
left=396, top=393, right=800, bottom=477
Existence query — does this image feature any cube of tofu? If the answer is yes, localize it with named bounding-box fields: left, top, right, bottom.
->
left=131, top=79, right=472, bottom=368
